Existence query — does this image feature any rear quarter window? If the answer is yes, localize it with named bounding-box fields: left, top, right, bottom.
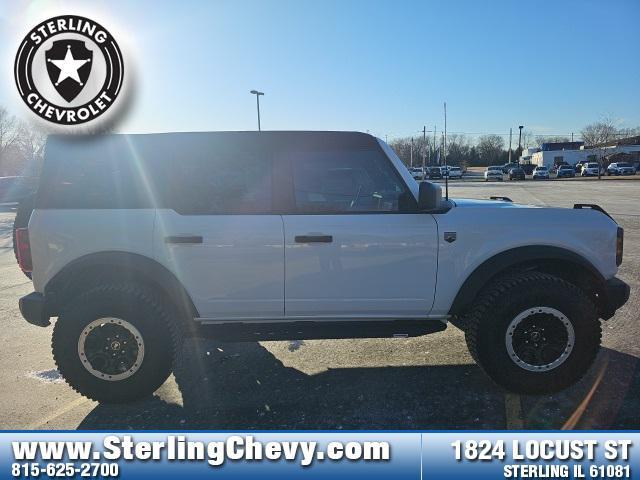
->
left=37, top=138, right=158, bottom=209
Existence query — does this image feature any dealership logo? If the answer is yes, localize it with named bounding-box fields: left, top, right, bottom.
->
left=14, top=15, right=124, bottom=125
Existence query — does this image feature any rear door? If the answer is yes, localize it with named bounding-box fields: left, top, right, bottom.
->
left=153, top=138, right=284, bottom=320
left=280, top=146, right=439, bottom=319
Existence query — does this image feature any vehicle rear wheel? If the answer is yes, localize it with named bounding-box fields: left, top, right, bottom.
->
left=52, top=283, right=177, bottom=403
left=464, top=272, right=601, bottom=394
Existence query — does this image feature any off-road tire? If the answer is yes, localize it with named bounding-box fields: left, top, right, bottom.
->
left=464, top=272, right=601, bottom=394
left=52, top=283, right=177, bottom=403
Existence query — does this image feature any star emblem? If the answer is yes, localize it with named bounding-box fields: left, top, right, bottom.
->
left=47, top=45, right=91, bottom=86
left=44, top=40, right=93, bottom=102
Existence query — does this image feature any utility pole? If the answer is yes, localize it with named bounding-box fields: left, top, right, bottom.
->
left=433, top=126, right=437, bottom=162
left=443, top=103, right=447, bottom=165
left=571, top=132, right=574, bottom=142
left=250, top=90, right=264, bottom=131
left=422, top=126, right=426, bottom=171
left=508, top=128, right=513, bottom=163
left=444, top=102, right=449, bottom=201
left=410, top=137, right=414, bottom=167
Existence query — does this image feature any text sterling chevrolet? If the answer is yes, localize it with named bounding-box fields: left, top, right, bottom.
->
left=16, top=132, right=629, bottom=403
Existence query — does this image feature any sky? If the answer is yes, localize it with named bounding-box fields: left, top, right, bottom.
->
left=1, top=0, right=639, bottom=142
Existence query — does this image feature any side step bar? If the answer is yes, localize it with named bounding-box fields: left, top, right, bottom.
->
left=192, top=319, right=447, bottom=342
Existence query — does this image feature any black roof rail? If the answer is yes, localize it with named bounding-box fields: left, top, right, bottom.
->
left=490, top=196, right=513, bottom=202
left=573, top=203, right=614, bottom=220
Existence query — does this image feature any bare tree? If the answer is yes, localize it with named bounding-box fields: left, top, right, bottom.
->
left=17, top=122, right=47, bottom=176
left=0, top=105, right=50, bottom=176
left=445, top=134, right=471, bottom=167
left=477, top=134, right=504, bottom=165
left=519, top=129, right=535, bottom=150
left=0, top=107, right=20, bottom=169
left=581, top=118, right=618, bottom=146
left=389, top=136, right=433, bottom=167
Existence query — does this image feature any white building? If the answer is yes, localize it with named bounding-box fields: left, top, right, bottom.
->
left=527, top=137, right=640, bottom=168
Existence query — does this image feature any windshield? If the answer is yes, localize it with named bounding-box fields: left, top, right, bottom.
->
left=617, top=162, right=632, bottom=167
left=559, top=166, right=572, bottom=170
left=488, top=166, right=502, bottom=171
left=587, top=163, right=599, bottom=168
left=536, top=166, right=547, bottom=171
left=450, top=167, right=461, bottom=171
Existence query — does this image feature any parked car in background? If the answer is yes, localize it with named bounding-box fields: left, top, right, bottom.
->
left=484, top=166, right=503, bottom=181
left=448, top=166, right=463, bottom=179
left=508, top=167, right=525, bottom=181
left=521, top=164, right=536, bottom=175
left=428, top=166, right=443, bottom=179
left=409, top=167, right=425, bottom=180
left=606, top=162, right=635, bottom=176
left=533, top=166, right=550, bottom=180
left=556, top=165, right=576, bottom=178
left=501, top=163, right=519, bottom=174
left=0, top=176, right=37, bottom=204
left=582, top=162, right=602, bottom=177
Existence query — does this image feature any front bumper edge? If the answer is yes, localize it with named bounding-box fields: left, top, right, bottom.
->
left=19, top=292, right=50, bottom=327
left=601, top=277, right=630, bottom=320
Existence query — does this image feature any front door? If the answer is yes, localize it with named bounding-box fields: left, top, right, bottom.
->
left=280, top=147, right=438, bottom=319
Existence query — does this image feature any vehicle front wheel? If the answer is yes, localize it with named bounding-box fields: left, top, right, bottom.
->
left=464, top=272, right=601, bottom=394
left=52, top=283, right=177, bottom=403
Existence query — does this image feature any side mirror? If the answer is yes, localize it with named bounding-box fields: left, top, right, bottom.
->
left=418, top=181, right=442, bottom=211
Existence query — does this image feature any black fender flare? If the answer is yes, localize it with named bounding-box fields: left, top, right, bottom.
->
left=44, top=251, right=199, bottom=318
left=448, top=245, right=605, bottom=317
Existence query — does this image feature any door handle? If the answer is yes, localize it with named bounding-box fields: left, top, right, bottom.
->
left=165, top=235, right=203, bottom=244
left=295, top=235, right=333, bottom=243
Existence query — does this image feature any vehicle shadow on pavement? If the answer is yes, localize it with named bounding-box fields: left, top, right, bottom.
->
left=77, top=341, right=639, bottom=430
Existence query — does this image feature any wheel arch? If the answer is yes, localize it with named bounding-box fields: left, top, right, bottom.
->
left=448, top=245, right=607, bottom=320
left=44, top=251, right=199, bottom=319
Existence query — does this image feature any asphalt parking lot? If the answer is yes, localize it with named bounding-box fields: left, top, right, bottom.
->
left=0, top=178, right=638, bottom=430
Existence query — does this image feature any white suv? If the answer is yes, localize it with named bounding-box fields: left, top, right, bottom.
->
left=16, top=132, right=629, bottom=402
left=582, top=162, right=602, bottom=177
left=533, top=166, right=550, bottom=180
left=484, top=166, right=503, bottom=181
left=448, top=166, right=463, bottom=179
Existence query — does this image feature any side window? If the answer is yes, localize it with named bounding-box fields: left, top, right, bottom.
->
left=289, top=149, right=413, bottom=213
left=168, top=151, right=272, bottom=214
left=38, top=152, right=150, bottom=209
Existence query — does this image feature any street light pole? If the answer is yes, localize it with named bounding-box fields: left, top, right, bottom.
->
left=518, top=125, right=524, bottom=153
left=250, top=90, right=264, bottom=131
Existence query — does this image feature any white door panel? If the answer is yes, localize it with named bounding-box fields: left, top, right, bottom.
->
left=154, top=210, right=284, bottom=319
left=283, top=214, right=438, bottom=317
